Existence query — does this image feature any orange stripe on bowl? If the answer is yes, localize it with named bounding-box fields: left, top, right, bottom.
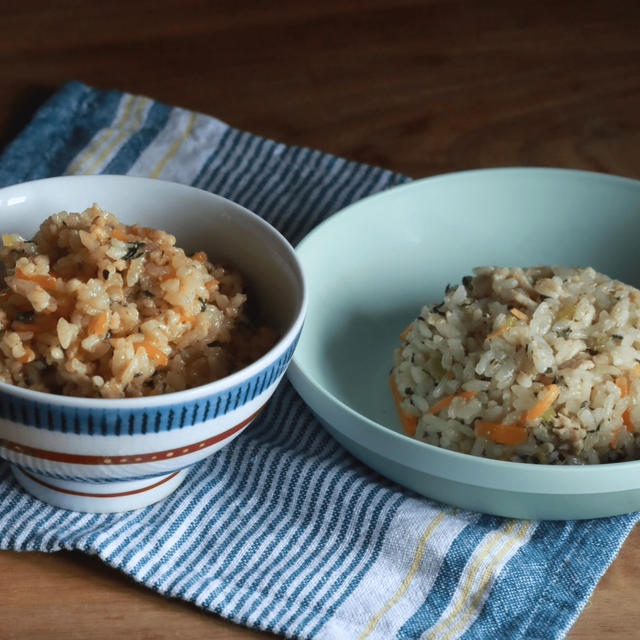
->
left=0, top=408, right=260, bottom=465
left=21, top=469, right=180, bottom=498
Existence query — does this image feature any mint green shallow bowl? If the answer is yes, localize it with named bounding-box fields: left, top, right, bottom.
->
left=288, top=167, right=640, bottom=520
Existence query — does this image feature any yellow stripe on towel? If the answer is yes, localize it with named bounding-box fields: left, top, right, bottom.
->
left=425, top=519, right=534, bottom=640
left=66, top=94, right=136, bottom=175
left=81, top=96, right=149, bottom=175
left=357, top=512, right=448, bottom=639
left=148, top=111, right=197, bottom=178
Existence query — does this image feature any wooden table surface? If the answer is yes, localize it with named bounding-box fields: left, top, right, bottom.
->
left=1, top=1, right=640, bottom=637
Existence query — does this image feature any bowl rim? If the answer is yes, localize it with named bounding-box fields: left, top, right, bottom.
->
left=290, top=165, right=640, bottom=487
left=293, top=165, right=640, bottom=245
left=0, top=174, right=308, bottom=407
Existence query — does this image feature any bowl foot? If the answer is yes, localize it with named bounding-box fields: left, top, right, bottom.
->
left=10, top=466, right=189, bottom=513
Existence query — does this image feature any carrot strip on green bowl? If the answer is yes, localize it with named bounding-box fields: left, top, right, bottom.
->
left=389, top=375, right=418, bottom=437
left=474, top=420, right=527, bottom=446
left=523, top=384, right=559, bottom=423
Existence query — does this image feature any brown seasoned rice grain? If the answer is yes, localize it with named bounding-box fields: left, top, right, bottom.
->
left=391, top=266, right=640, bottom=465
left=0, top=205, right=277, bottom=398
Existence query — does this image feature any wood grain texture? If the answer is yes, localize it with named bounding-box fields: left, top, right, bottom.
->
left=0, top=550, right=274, bottom=640
left=1, top=527, right=639, bottom=639
left=0, top=1, right=639, bottom=638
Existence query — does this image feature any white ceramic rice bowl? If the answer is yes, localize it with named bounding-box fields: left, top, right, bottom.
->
left=0, top=175, right=306, bottom=512
left=288, top=167, right=640, bottom=520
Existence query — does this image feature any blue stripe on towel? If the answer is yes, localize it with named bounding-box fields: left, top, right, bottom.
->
left=468, top=516, right=639, bottom=640
left=0, top=82, right=122, bottom=186
left=191, top=127, right=237, bottom=189
left=102, top=101, right=172, bottom=175
left=135, top=404, right=319, bottom=583
left=302, top=492, right=403, bottom=638
left=397, top=515, right=501, bottom=638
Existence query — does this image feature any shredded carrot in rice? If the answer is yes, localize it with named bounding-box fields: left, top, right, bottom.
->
left=427, top=390, right=476, bottom=415
left=615, top=376, right=629, bottom=397
left=127, top=224, right=156, bottom=238
left=140, top=341, right=169, bottom=367
left=160, top=270, right=176, bottom=283
left=509, top=307, right=529, bottom=322
left=486, top=309, right=528, bottom=340
left=111, top=228, right=132, bottom=242
left=610, top=427, right=620, bottom=449
left=389, top=375, right=418, bottom=436
left=474, top=420, right=527, bottom=445
left=523, top=384, right=560, bottom=422
left=485, top=325, right=509, bottom=340
left=398, top=322, right=413, bottom=340
left=16, top=347, right=34, bottom=363
left=622, top=409, right=634, bottom=433
left=14, top=268, right=57, bottom=291
left=633, top=363, right=640, bottom=378
left=11, top=292, right=76, bottom=335
left=87, top=311, right=109, bottom=336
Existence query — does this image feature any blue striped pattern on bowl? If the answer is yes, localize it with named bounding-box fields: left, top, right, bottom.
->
left=0, top=340, right=297, bottom=435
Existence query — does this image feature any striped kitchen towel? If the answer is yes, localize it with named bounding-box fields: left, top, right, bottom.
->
left=0, top=81, right=638, bottom=639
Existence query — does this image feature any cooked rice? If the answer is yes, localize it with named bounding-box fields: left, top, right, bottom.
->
left=0, top=204, right=277, bottom=398
left=391, top=266, right=640, bottom=464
